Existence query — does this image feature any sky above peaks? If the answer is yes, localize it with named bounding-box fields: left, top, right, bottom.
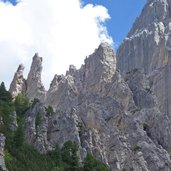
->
left=0, top=0, right=146, bottom=89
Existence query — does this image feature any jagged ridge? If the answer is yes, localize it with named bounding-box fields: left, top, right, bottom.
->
left=6, top=1, right=171, bottom=170
left=7, top=40, right=171, bottom=171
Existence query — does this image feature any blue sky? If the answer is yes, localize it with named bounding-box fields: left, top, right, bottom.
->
left=84, top=0, right=146, bottom=46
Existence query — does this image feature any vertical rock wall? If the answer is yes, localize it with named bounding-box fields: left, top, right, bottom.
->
left=117, top=0, right=171, bottom=116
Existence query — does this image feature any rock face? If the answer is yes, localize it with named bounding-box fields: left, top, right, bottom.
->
left=46, top=43, right=116, bottom=110
left=9, top=1, right=171, bottom=170
left=22, top=43, right=171, bottom=171
left=117, top=0, right=171, bottom=116
left=9, top=64, right=26, bottom=98
left=9, top=53, right=46, bottom=100
left=9, top=111, right=18, bottom=131
left=26, top=53, right=46, bottom=101
left=0, top=134, right=8, bottom=171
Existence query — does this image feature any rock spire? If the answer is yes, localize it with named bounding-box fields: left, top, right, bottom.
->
left=9, top=64, right=26, bottom=98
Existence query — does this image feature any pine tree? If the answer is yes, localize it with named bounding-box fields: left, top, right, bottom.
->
left=61, top=141, right=81, bottom=171
left=0, top=82, right=12, bottom=102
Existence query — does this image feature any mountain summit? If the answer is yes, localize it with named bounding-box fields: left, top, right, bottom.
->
left=1, top=1, right=171, bottom=171
left=117, top=0, right=171, bottom=116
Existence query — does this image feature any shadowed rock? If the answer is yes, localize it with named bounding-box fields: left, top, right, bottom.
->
left=0, top=134, right=8, bottom=171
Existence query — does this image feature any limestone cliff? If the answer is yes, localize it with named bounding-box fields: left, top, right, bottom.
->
left=9, top=53, right=46, bottom=101
left=8, top=1, right=171, bottom=170
left=26, top=53, right=46, bottom=101
left=9, top=64, right=26, bottom=98
left=117, top=0, right=171, bottom=116
left=21, top=43, right=171, bottom=171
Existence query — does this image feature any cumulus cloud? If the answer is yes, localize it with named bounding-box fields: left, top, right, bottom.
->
left=0, top=0, right=112, bottom=89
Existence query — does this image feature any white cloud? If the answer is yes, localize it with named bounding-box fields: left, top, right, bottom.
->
left=0, top=0, right=112, bottom=89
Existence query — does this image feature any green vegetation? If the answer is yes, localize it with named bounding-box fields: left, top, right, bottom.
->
left=0, top=82, right=12, bottom=102
left=83, top=154, right=110, bottom=171
left=35, top=112, right=42, bottom=129
left=131, top=145, right=141, bottom=152
left=61, top=141, right=81, bottom=171
left=0, top=82, right=14, bottom=136
left=14, top=94, right=30, bottom=117
left=46, top=106, right=54, bottom=115
left=0, top=82, right=110, bottom=171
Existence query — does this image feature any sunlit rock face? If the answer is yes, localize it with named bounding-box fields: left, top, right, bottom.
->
left=26, top=53, right=46, bottom=101
left=13, top=42, right=171, bottom=171
left=117, top=0, right=171, bottom=116
left=46, top=43, right=117, bottom=110
left=8, top=1, right=171, bottom=170
left=9, top=53, right=46, bottom=101
left=9, top=64, right=26, bottom=98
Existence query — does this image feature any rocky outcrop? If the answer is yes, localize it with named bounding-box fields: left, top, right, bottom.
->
left=25, top=101, right=49, bottom=154
left=0, top=134, right=8, bottom=171
left=83, top=42, right=116, bottom=90
left=8, top=1, right=171, bottom=169
left=9, top=53, right=46, bottom=101
left=9, top=64, right=26, bottom=98
left=23, top=43, right=171, bottom=171
left=26, top=53, right=46, bottom=101
left=117, top=0, right=171, bottom=117
left=9, top=111, right=18, bottom=131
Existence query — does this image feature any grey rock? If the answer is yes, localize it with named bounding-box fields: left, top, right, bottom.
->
left=83, top=42, right=116, bottom=93
left=8, top=3, right=171, bottom=169
left=23, top=42, right=171, bottom=170
left=25, top=101, right=49, bottom=153
left=9, top=64, right=26, bottom=98
left=46, top=74, right=78, bottom=111
left=126, top=69, right=156, bottom=109
left=9, top=53, right=46, bottom=102
left=26, top=53, right=46, bottom=101
left=117, top=0, right=171, bottom=117
left=0, top=134, right=8, bottom=171
left=10, top=111, right=18, bottom=131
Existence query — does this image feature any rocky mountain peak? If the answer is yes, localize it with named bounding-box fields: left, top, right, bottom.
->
left=6, top=1, right=171, bottom=171
left=27, top=53, right=43, bottom=79
left=9, top=53, right=46, bottom=101
left=91, top=42, right=116, bottom=64
left=26, top=53, right=46, bottom=101
left=23, top=42, right=171, bottom=171
left=128, top=0, right=170, bottom=35
left=9, top=64, right=26, bottom=98
left=84, top=42, right=116, bottom=85
left=49, top=74, right=64, bottom=88
left=17, top=64, right=25, bottom=72
left=66, top=65, right=77, bottom=76
left=117, top=0, right=171, bottom=116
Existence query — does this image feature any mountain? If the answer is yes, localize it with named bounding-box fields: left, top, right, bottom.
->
left=117, top=0, right=171, bottom=117
left=1, top=0, right=171, bottom=171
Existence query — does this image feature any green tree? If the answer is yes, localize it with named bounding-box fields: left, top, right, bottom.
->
left=83, top=154, right=110, bottom=171
left=0, top=82, right=12, bottom=102
left=46, top=106, right=54, bottom=115
left=14, top=94, right=30, bottom=116
left=52, top=166, right=64, bottom=171
left=48, top=145, right=62, bottom=166
left=61, top=141, right=81, bottom=171
left=13, top=124, right=24, bottom=148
